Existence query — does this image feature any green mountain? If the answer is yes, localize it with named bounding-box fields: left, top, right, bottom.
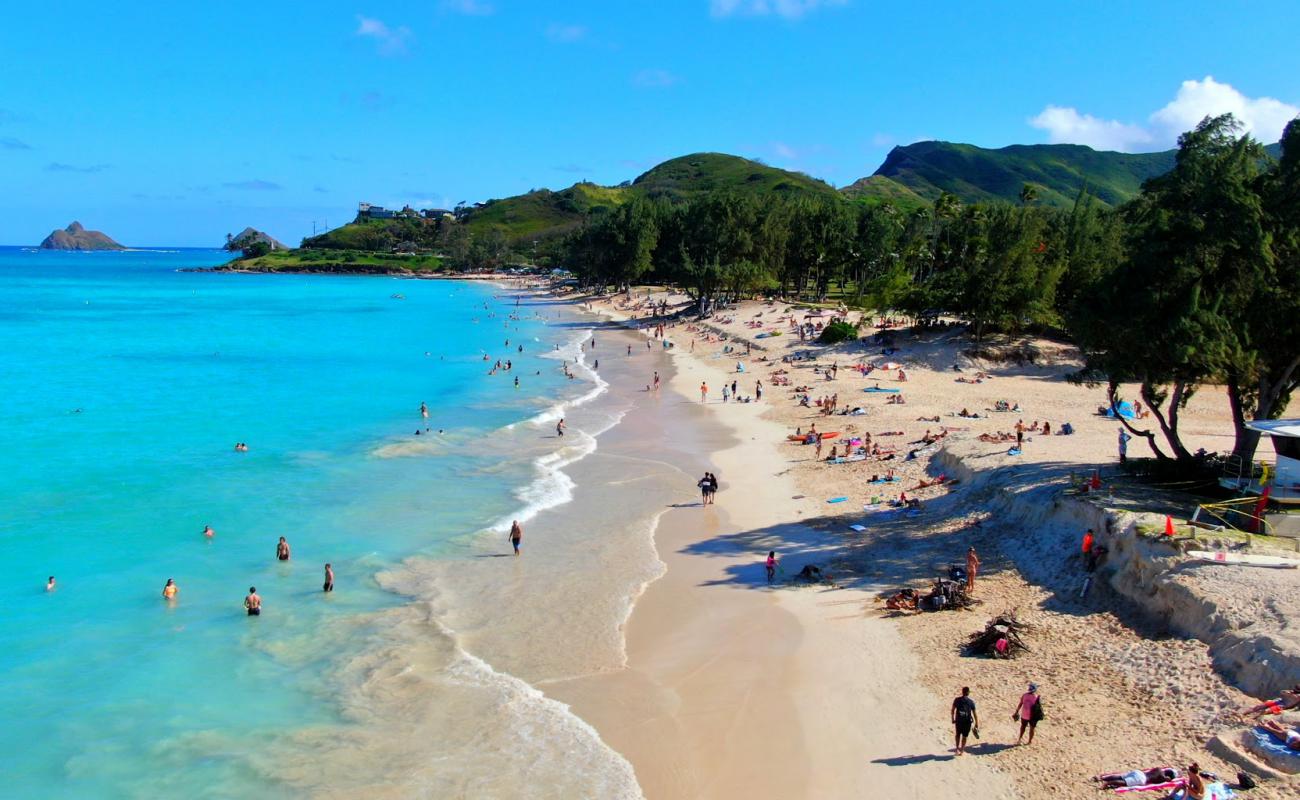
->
left=631, top=152, right=837, bottom=201
left=298, top=153, right=834, bottom=252
left=846, top=140, right=1284, bottom=208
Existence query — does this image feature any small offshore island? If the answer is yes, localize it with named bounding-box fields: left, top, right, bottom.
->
left=39, top=220, right=125, bottom=251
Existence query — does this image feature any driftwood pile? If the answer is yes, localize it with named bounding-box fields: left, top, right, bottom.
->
left=966, top=611, right=1030, bottom=658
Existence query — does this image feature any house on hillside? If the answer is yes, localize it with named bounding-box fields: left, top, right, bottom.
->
left=358, top=202, right=395, bottom=220
left=421, top=208, right=454, bottom=220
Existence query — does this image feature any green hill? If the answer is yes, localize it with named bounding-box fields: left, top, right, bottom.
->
left=631, top=152, right=838, bottom=201
left=847, top=140, right=1284, bottom=208
left=465, top=182, right=628, bottom=240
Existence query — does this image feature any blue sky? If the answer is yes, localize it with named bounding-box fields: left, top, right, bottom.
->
left=2, top=0, right=1297, bottom=246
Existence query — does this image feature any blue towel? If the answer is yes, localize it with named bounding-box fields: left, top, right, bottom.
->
left=863, top=387, right=901, bottom=393
left=1251, top=727, right=1300, bottom=760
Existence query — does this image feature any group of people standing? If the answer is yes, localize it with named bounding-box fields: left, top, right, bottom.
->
left=696, top=472, right=719, bottom=505
left=950, top=682, right=1044, bottom=756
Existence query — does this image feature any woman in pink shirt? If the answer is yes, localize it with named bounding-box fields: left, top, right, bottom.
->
left=1014, top=683, right=1041, bottom=744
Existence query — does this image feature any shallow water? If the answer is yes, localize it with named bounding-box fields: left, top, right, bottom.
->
left=0, top=249, right=650, bottom=798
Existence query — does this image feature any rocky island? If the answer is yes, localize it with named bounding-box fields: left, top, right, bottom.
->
left=224, top=227, right=286, bottom=252
left=39, top=221, right=125, bottom=251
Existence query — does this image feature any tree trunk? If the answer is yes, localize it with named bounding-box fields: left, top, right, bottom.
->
left=1229, top=354, right=1300, bottom=464
left=1109, top=382, right=1168, bottom=460
left=1141, top=380, right=1194, bottom=461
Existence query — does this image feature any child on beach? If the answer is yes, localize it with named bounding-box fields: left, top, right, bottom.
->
left=765, top=551, right=778, bottom=583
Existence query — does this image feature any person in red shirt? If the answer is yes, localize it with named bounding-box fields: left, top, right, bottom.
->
left=1081, top=528, right=1095, bottom=571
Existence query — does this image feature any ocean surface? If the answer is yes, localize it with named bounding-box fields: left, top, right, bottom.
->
left=0, top=247, right=651, bottom=798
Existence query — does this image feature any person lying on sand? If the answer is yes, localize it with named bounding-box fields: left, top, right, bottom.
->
left=1240, top=687, right=1300, bottom=719
left=1091, top=767, right=1182, bottom=789
left=1260, top=719, right=1300, bottom=750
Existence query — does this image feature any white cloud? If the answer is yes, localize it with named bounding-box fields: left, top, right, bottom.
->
left=1149, top=77, right=1298, bottom=142
left=441, top=0, right=494, bottom=15
left=772, top=141, right=799, bottom=159
left=710, top=0, right=847, bottom=19
left=545, top=23, right=587, bottom=43
left=870, top=132, right=896, bottom=148
left=355, top=16, right=412, bottom=56
left=1029, top=106, right=1154, bottom=151
left=632, top=69, right=680, bottom=88
left=1030, top=76, right=1298, bottom=152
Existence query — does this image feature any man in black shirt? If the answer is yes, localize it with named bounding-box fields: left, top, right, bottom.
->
left=951, top=686, right=978, bottom=755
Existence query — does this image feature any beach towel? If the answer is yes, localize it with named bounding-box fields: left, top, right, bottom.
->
left=826, top=496, right=848, bottom=504
left=1166, top=783, right=1233, bottom=800
left=1007, top=447, right=1022, bottom=456
left=1105, top=401, right=1136, bottom=419
left=848, top=524, right=867, bottom=532
left=1114, top=778, right=1186, bottom=794
left=1250, top=727, right=1300, bottom=761
left=867, top=477, right=899, bottom=484
left=864, top=387, right=901, bottom=393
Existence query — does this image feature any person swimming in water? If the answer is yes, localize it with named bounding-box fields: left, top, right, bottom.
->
left=162, top=578, right=178, bottom=600
left=509, top=520, right=523, bottom=555
left=46, top=576, right=56, bottom=592
left=420, top=401, right=429, bottom=420
left=276, top=537, right=291, bottom=561
left=323, top=563, right=334, bottom=593
left=202, top=524, right=215, bottom=539
left=245, top=586, right=261, bottom=616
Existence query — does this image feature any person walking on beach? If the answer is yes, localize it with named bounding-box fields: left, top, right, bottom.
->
left=707, top=472, right=718, bottom=503
left=765, top=551, right=779, bottom=583
left=700, top=382, right=708, bottom=403
left=556, top=418, right=565, bottom=437
left=245, top=587, right=262, bottom=616
left=952, top=686, right=978, bottom=755
left=653, top=372, right=660, bottom=392
left=1013, top=683, right=1042, bottom=745
left=722, top=384, right=730, bottom=403
left=276, top=537, right=291, bottom=561
left=627, top=344, right=632, bottom=356
left=162, top=578, right=178, bottom=601
left=1117, top=428, right=1132, bottom=464
left=323, top=563, right=334, bottom=593
left=755, top=380, right=763, bottom=401
left=965, top=546, right=980, bottom=592
left=698, top=473, right=712, bottom=506
left=509, top=520, right=523, bottom=555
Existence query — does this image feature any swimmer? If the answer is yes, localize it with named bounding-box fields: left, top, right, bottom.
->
left=276, top=537, right=291, bottom=561
left=46, top=576, right=56, bottom=592
left=245, top=586, right=262, bottom=616
left=509, top=520, right=523, bottom=555
left=514, top=376, right=519, bottom=388
left=323, top=563, right=334, bottom=593
left=420, top=402, right=429, bottom=419
left=202, top=524, right=215, bottom=539
left=162, top=578, right=178, bottom=600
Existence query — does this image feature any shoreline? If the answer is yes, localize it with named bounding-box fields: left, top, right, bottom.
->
left=560, top=297, right=1015, bottom=798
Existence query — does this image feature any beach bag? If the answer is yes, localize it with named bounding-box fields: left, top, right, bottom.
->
left=1237, top=772, right=1255, bottom=790
left=1031, top=697, right=1045, bottom=723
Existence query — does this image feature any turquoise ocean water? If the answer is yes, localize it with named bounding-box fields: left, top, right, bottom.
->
left=0, top=247, right=590, bottom=797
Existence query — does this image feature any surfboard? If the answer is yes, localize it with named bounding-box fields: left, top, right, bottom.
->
left=1187, top=550, right=1300, bottom=569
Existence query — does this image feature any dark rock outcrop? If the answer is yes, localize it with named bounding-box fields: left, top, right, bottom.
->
left=39, top=221, right=125, bottom=250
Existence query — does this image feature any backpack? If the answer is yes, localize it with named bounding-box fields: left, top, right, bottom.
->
left=1030, top=697, right=1045, bottom=723
left=1237, top=772, right=1256, bottom=790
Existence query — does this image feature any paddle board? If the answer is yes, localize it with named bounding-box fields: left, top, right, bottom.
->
left=1188, top=550, right=1300, bottom=569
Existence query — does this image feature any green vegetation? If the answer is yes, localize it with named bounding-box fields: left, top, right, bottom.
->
left=231, top=248, right=444, bottom=273
left=850, top=140, right=1284, bottom=208
left=631, top=153, right=838, bottom=201
left=818, top=320, right=858, bottom=344
left=465, top=182, right=629, bottom=241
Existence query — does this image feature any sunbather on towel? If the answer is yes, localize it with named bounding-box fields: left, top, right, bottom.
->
left=1260, top=719, right=1300, bottom=750
left=1092, top=767, right=1181, bottom=789
left=1239, top=686, right=1300, bottom=719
